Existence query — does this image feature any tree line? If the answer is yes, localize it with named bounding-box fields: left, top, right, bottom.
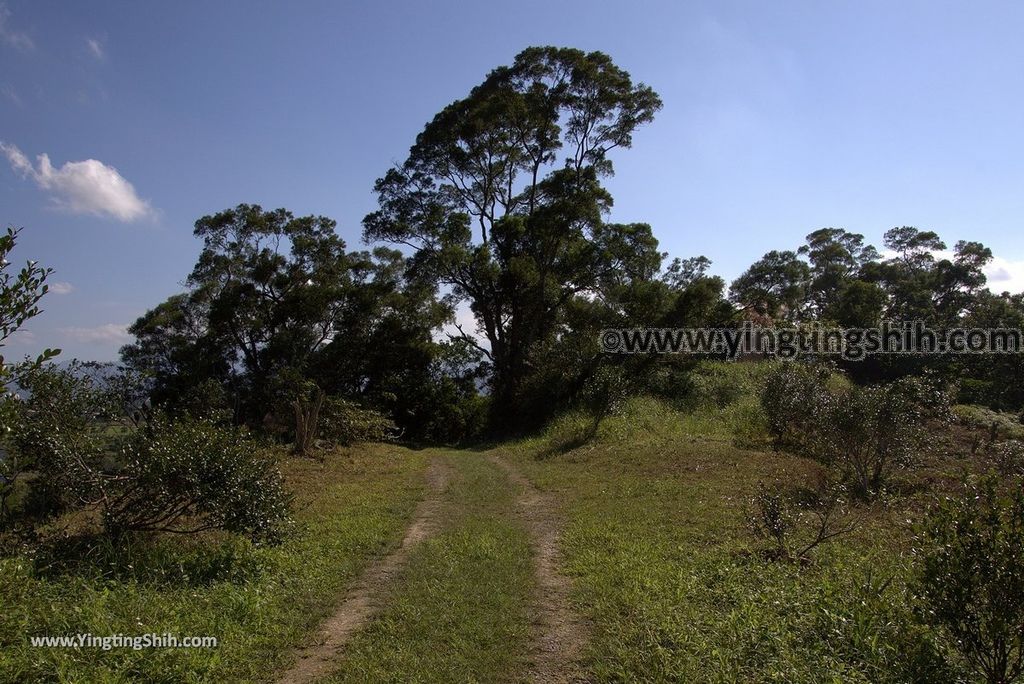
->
left=5, top=46, right=1023, bottom=445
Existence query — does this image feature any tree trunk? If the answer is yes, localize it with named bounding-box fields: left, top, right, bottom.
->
left=292, top=389, right=325, bottom=457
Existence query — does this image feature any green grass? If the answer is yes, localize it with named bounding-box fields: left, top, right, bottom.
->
left=952, top=403, right=1024, bottom=440
left=326, top=451, right=533, bottom=683
left=502, top=395, right=965, bottom=683
left=2, top=363, right=1000, bottom=682
left=0, top=444, right=428, bottom=683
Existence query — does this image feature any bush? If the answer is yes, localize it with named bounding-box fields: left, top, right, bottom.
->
left=4, top=363, right=291, bottom=545
left=915, top=476, right=1024, bottom=684
left=990, top=440, right=1024, bottom=477
left=762, top=363, right=945, bottom=498
left=760, top=361, right=833, bottom=454
left=746, top=477, right=858, bottom=562
left=320, top=396, right=399, bottom=446
left=105, top=418, right=292, bottom=544
left=817, top=381, right=934, bottom=498
left=4, top=362, right=124, bottom=522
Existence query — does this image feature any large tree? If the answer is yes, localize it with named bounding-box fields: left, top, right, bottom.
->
left=363, top=46, right=663, bottom=429
left=729, top=250, right=811, bottom=322
left=122, top=205, right=470, bottom=438
left=797, top=228, right=880, bottom=322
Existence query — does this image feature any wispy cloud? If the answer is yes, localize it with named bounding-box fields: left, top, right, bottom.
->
left=1, top=85, right=22, bottom=107
left=0, top=142, right=155, bottom=222
left=85, top=37, right=104, bottom=60
left=59, top=323, right=130, bottom=344
left=0, top=3, right=33, bottom=52
left=10, top=328, right=36, bottom=344
left=49, top=281, right=74, bottom=295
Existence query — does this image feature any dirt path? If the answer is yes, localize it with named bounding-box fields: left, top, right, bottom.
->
left=489, top=454, right=589, bottom=683
left=277, top=455, right=452, bottom=684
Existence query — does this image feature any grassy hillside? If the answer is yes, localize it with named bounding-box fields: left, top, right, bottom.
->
left=0, top=445, right=428, bottom=683
left=3, top=361, right=1020, bottom=681
left=502, top=393, right=957, bottom=682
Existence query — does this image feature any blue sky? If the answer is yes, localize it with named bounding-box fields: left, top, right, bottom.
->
left=2, top=0, right=1023, bottom=361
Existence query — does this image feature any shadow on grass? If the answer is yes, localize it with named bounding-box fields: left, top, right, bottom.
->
left=21, top=530, right=270, bottom=587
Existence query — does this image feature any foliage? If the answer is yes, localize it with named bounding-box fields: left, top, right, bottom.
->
left=761, top=363, right=946, bottom=498
left=0, top=227, right=60, bottom=434
left=729, top=249, right=811, bottom=321
left=989, top=440, right=1024, bottom=477
left=320, top=396, right=399, bottom=446
left=4, top=362, right=125, bottom=523
left=760, top=361, right=834, bottom=454
left=4, top=363, right=291, bottom=545
left=915, top=476, right=1024, bottom=684
left=0, top=445, right=428, bottom=682
left=105, top=418, right=292, bottom=543
left=364, top=46, right=663, bottom=431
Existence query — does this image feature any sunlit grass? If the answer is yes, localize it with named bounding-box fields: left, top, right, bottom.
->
left=0, top=444, right=428, bottom=683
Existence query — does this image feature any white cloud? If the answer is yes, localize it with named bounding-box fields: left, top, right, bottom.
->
left=880, top=248, right=1024, bottom=296
left=86, top=37, right=104, bottom=60
left=984, top=256, right=1024, bottom=296
left=0, top=3, right=33, bottom=52
left=49, top=281, right=74, bottom=295
left=0, top=142, right=154, bottom=222
left=59, top=323, right=130, bottom=344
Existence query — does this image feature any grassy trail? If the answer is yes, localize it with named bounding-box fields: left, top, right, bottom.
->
left=322, top=451, right=537, bottom=683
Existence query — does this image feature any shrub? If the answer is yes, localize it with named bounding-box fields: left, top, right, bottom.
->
left=760, top=361, right=833, bottom=453
left=990, top=440, right=1024, bottom=477
left=746, top=477, right=858, bottom=562
left=104, top=418, right=292, bottom=544
left=762, top=363, right=944, bottom=498
left=5, top=362, right=124, bottom=522
left=817, top=381, right=932, bottom=498
left=320, top=396, right=398, bottom=446
left=915, top=476, right=1024, bottom=684
left=4, top=364, right=291, bottom=545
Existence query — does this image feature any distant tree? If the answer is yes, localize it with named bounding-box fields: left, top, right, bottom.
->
left=363, top=46, right=663, bottom=431
left=124, top=205, right=369, bottom=423
left=120, top=292, right=231, bottom=414
left=729, top=250, right=811, bottom=322
left=663, top=255, right=713, bottom=289
left=867, top=227, right=991, bottom=324
left=122, top=206, right=472, bottom=440
left=797, top=228, right=880, bottom=321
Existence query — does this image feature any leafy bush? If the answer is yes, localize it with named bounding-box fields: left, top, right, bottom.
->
left=990, top=440, right=1024, bottom=477
left=762, top=363, right=946, bottom=498
left=320, top=396, right=399, bottom=446
left=760, top=361, right=833, bottom=453
left=4, top=364, right=291, bottom=545
left=816, top=381, right=934, bottom=498
left=105, top=418, right=292, bottom=544
left=4, top=362, right=124, bottom=522
left=953, top=404, right=1024, bottom=442
left=915, top=476, right=1024, bottom=684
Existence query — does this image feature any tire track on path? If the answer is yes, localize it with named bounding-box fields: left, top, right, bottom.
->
left=277, top=454, right=452, bottom=684
left=489, top=454, right=589, bottom=683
